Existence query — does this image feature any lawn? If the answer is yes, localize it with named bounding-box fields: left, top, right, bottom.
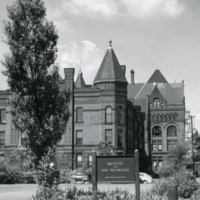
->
left=0, top=183, right=152, bottom=200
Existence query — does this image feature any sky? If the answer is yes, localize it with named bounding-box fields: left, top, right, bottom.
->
left=0, top=0, right=200, bottom=130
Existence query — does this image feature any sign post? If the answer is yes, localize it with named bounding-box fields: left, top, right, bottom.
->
left=92, top=152, right=97, bottom=200
left=92, top=152, right=137, bottom=199
left=135, top=149, right=140, bottom=200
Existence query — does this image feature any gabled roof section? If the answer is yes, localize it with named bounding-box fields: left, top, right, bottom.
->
left=150, top=84, right=165, bottom=102
left=147, top=69, right=168, bottom=83
left=93, top=41, right=127, bottom=84
left=75, top=70, right=86, bottom=89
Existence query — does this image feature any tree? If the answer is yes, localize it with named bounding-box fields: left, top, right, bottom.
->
left=2, top=0, right=70, bottom=187
left=159, top=142, right=189, bottom=177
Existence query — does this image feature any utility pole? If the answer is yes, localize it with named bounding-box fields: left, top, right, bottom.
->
left=191, top=116, right=195, bottom=175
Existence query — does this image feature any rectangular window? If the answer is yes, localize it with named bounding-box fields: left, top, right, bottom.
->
left=0, top=110, right=6, bottom=124
left=153, top=157, right=157, bottom=168
left=76, top=107, right=83, bottom=123
left=117, top=129, right=123, bottom=147
left=76, top=130, right=83, bottom=145
left=11, top=124, right=19, bottom=145
left=152, top=140, right=162, bottom=151
left=105, top=129, right=112, bottom=143
left=152, top=141, right=157, bottom=151
left=167, top=140, right=177, bottom=150
left=0, top=131, right=5, bottom=145
left=158, top=141, right=162, bottom=151
left=158, top=157, right=163, bottom=168
left=76, top=153, right=82, bottom=168
left=88, top=155, right=92, bottom=168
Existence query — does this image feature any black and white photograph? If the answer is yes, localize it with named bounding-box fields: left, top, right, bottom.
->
left=0, top=0, right=200, bottom=199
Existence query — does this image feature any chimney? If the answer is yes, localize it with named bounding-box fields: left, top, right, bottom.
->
left=64, top=68, right=75, bottom=92
left=130, top=69, right=135, bottom=85
left=121, top=65, right=126, bottom=75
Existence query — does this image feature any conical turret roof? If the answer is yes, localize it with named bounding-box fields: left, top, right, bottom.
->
left=93, top=41, right=127, bottom=84
left=75, top=69, right=86, bottom=89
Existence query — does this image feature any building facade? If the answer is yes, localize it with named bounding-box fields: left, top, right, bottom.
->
left=128, top=69, right=185, bottom=170
left=0, top=42, right=186, bottom=171
left=0, top=42, right=147, bottom=170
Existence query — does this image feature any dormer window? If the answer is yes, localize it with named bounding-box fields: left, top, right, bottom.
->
left=153, top=98, right=160, bottom=108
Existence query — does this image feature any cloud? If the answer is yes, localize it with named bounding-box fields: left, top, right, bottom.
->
left=46, top=8, right=72, bottom=32
left=57, top=41, right=104, bottom=84
left=62, top=0, right=185, bottom=19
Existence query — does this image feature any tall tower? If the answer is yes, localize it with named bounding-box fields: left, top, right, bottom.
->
left=93, top=41, right=128, bottom=150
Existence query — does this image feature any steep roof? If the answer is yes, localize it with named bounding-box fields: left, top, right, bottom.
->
left=93, top=41, right=127, bottom=84
left=75, top=70, right=86, bottom=89
left=128, top=70, right=184, bottom=103
left=150, top=85, right=165, bottom=101
left=147, top=69, right=168, bottom=83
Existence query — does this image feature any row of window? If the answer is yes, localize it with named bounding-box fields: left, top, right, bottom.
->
left=0, top=131, right=5, bottom=145
left=153, top=156, right=163, bottom=168
left=0, top=130, right=20, bottom=146
left=152, top=98, right=165, bottom=109
left=152, top=139, right=177, bottom=151
left=152, top=126, right=177, bottom=137
left=151, top=113, right=178, bottom=122
left=76, top=129, right=123, bottom=147
left=0, top=109, right=6, bottom=124
left=76, top=153, right=92, bottom=168
left=76, top=106, right=123, bottom=124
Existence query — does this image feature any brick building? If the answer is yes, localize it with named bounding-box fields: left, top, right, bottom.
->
left=128, top=69, right=185, bottom=170
left=0, top=42, right=185, bottom=171
left=0, top=42, right=148, bottom=170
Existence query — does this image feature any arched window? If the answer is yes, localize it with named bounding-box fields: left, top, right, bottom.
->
left=166, top=114, right=170, bottom=121
left=153, top=114, right=157, bottom=122
left=76, top=107, right=83, bottom=122
left=152, top=126, right=162, bottom=136
left=170, top=114, right=174, bottom=121
left=157, top=114, right=161, bottom=122
left=167, top=126, right=177, bottom=137
left=161, top=114, right=165, bottom=121
left=105, top=106, right=112, bottom=123
left=117, top=106, right=123, bottom=124
left=153, top=98, right=160, bottom=108
left=174, top=113, right=178, bottom=120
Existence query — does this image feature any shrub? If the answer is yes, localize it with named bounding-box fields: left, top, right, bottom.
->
left=32, top=186, right=170, bottom=200
left=0, top=163, right=26, bottom=184
left=174, top=172, right=199, bottom=198
left=60, top=168, right=72, bottom=183
left=150, top=171, right=199, bottom=199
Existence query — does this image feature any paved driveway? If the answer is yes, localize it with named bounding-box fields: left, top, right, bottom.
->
left=0, top=183, right=152, bottom=200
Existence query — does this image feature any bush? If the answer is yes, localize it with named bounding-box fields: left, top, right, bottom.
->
left=150, top=171, right=200, bottom=199
left=0, top=164, right=26, bottom=184
left=23, top=172, right=36, bottom=183
left=60, top=169, right=72, bottom=183
left=32, top=186, right=171, bottom=200
left=174, top=172, right=199, bottom=198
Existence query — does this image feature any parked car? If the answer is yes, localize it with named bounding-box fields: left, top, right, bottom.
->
left=70, top=170, right=91, bottom=183
left=139, top=172, right=153, bottom=183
